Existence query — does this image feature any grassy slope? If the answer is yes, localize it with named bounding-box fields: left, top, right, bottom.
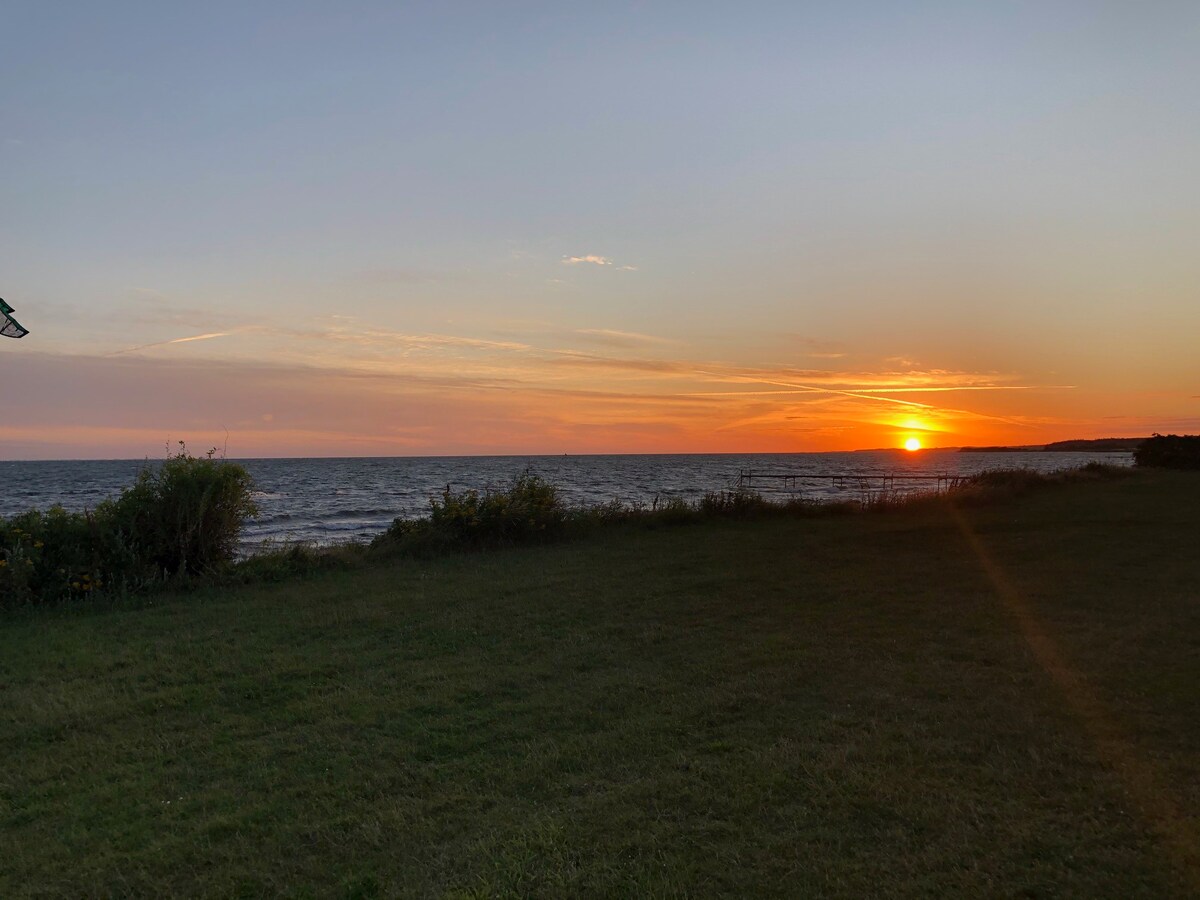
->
left=2, top=471, right=1198, bottom=898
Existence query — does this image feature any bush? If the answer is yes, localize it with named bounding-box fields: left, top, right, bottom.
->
left=0, top=506, right=120, bottom=605
left=373, top=471, right=567, bottom=555
left=1, top=446, right=257, bottom=606
left=102, top=445, right=258, bottom=577
left=1134, top=434, right=1200, bottom=470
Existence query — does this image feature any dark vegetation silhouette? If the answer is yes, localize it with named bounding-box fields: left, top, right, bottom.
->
left=1, top=445, right=256, bottom=605
left=1133, top=433, right=1200, bottom=470
left=3, top=460, right=1134, bottom=607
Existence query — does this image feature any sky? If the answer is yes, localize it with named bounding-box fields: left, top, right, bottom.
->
left=2, top=1, right=1198, bottom=458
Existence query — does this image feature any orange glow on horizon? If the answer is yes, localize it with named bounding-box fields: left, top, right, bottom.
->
left=1, top=343, right=1185, bottom=460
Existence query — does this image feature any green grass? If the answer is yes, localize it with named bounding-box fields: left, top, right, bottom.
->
left=2, top=470, right=1198, bottom=897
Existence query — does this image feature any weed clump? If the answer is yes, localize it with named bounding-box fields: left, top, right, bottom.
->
left=698, top=489, right=774, bottom=518
left=225, top=542, right=365, bottom=584
left=373, top=471, right=567, bottom=555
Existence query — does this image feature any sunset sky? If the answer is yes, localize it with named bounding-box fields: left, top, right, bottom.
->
left=2, top=2, right=1198, bottom=458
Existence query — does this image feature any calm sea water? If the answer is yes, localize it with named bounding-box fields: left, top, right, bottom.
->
left=0, top=451, right=1132, bottom=548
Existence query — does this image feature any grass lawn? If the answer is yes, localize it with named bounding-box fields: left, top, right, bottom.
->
left=2, top=470, right=1198, bottom=897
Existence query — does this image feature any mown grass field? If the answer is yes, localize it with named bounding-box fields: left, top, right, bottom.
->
left=2, top=470, right=1198, bottom=897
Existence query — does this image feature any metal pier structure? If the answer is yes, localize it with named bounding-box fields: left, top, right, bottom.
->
left=735, top=469, right=964, bottom=495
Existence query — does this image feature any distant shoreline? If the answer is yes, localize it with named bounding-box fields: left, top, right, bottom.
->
left=959, top=438, right=1147, bottom=453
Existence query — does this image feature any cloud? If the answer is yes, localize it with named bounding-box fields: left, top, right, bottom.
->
left=572, top=328, right=675, bottom=348
left=546, top=351, right=692, bottom=374
left=0, top=350, right=723, bottom=458
left=168, top=332, right=230, bottom=344
left=563, top=255, right=613, bottom=266
left=6, top=307, right=1107, bottom=457
left=562, top=255, right=637, bottom=270
left=787, top=336, right=847, bottom=359
left=111, top=331, right=232, bottom=355
left=314, top=327, right=531, bottom=353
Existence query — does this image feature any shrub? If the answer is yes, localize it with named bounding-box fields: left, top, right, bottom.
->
left=373, top=471, right=567, bottom=555
left=102, top=445, right=258, bottom=578
left=0, top=507, right=114, bottom=605
left=1, top=446, right=257, bottom=606
left=1134, top=434, right=1200, bottom=470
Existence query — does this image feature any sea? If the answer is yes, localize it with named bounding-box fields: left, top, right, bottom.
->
left=0, top=451, right=1133, bottom=550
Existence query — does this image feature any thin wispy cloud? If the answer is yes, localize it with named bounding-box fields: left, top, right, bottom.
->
left=110, top=331, right=231, bottom=355
left=317, top=328, right=531, bottom=353
left=562, top=255, right=638, bottom=270
left=572, top=328, right=675, bottom=348
left=791, top=336, right=847, bottom=359
left=693, top=385, right=1066, bottom=397
left=170, top=332, right=230, bottom=344
left=50, top=306, right=1094, bottom=454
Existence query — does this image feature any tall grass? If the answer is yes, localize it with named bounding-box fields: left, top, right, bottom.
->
left=372, top=471, right=567, bottom=555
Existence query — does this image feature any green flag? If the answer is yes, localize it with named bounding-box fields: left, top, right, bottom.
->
left=1, top=299, right=28, bottom=339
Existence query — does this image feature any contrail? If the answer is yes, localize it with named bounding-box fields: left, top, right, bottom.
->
left=110, top=332, right=231, bottom=355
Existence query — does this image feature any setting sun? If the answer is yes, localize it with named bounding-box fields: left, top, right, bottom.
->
left=904, top=438, right=922, bottom=451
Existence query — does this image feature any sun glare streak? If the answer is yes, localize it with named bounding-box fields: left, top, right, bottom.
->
left=946, top=505, right=1200, bottom=889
